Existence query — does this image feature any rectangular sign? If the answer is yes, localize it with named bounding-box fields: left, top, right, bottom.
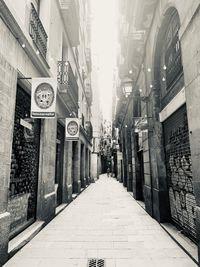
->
left=20, top=118, right=33, bottom=130
left=65, top=118, right=80, bottom=141
left=31, top=78, right=57, bottom=118
left=131, top=31, right=145, bottom=41
left=159, top=87, right=185, bottom=122
left=117, top=152, right=122, bottom=161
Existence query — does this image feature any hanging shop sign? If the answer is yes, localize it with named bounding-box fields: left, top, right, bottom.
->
left=20, top=118, right=34, bottom=142
left=31, top=78, right=57, bottom=118
left=134, top=117, right=148, bottom=132
left=131, top=31, right=145, bottom=41
left=117, top=152, right=122, bottom=161
left=65, top=118, right=80, bottom=141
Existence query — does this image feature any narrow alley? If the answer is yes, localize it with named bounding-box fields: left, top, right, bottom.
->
left=1, top=0, right=200, bottom=266
left=3, top=175, right=196, bottom=267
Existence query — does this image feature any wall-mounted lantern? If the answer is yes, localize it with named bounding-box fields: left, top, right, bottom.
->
left=122, top=77, right=133, bottom=98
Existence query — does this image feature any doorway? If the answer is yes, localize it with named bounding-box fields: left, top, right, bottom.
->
left=55, top=122, right=65, bottom=207
left=9, top=86, right=40, bottom=238
left=137, top=150, right=145, bottom=201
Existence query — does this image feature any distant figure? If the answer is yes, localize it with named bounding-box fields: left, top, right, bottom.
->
left=107, top=168, right=110, bottom=177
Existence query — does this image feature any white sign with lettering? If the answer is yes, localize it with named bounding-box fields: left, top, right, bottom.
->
left=65, top=118, right=80, bottom=141
left=31, top=78, right=57, bottom=118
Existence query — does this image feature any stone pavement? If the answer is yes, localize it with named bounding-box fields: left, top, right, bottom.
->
left=3, top=175, right=197, bottom=267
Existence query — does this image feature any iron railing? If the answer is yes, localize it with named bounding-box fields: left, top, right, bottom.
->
left=57, top=61, right=79, bottom=110
left=85, top=121, right=93, bottom=141
left=165, top=35, right=183, bottom=90
left=86, top=48, right=92, bottom=72
left=29, top=3, right=48, bottom=58
left=57, top=61, right=78, bottom=98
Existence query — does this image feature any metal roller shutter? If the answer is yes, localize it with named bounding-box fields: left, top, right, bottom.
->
left=9, top=86, right=40, bottom=237
left=163, top=104, right=196, bottom=240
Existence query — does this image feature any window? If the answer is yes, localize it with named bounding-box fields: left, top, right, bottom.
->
left=159, top=10, right=184, bottom=107
left=164, top=12, right=182, bottom=90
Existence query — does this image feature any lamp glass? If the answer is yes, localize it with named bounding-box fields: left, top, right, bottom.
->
left=122, top=78, right=132, bottom=97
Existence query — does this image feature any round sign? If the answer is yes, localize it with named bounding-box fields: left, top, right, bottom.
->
left=34, top=83, right=54, bottom=109
left=67, top=121, right=79, bottom=136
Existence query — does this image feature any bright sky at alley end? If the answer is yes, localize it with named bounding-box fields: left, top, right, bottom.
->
left=91, top=0, right=118, bottom=120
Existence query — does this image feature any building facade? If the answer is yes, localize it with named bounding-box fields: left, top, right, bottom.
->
left=91, top=65, right=103, bottom=180
left=100, top=120, right=112, bottom=174
left=0, top=0, right=92, bottom=265
left=115, top=0, right=200, bottom=263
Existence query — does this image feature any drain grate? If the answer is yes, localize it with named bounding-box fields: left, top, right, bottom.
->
left=88, top=258, right=105, bottom=267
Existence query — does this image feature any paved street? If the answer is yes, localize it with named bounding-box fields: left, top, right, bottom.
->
left=4, top=175, right=197, bottom=267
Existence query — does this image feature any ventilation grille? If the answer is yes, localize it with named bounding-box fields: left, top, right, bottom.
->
left=88, top=258, right=105, bottom=267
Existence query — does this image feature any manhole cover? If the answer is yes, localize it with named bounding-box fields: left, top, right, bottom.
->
left=88, top=258, right=105, bottom=267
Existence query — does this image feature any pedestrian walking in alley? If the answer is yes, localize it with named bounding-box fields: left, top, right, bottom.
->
left=107, top=167, right=110, bottom=177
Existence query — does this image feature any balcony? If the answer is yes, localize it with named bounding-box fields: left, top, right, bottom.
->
left=57, top=61, right=79, bottom=114
left=118, top=20, right=129, bottom=56
left=86, top=48, right=92, bottom=72
left=85, top=81, right=92, bottom=106
left=80, top=121, right=93, bottom=143
left=126, top=30, right=145, bottom=76
left=85, top=121, right=93, bottom=141
left=135, top=0, right=158, bottom=31
left=119, top=0, right=134, bottom=21
left=59, top=0, right=80, bottom=46
left=29, top=3, right=48, bottom=58
left=115, top=96, right=128, bottom=128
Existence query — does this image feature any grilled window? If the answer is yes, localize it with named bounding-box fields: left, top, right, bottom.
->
left=159, top=10, right=184, bottom=108
left=164, top=14, right=182, bottom=89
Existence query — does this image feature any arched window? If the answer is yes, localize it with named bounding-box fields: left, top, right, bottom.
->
left=158, top=9, right=184, bottom=107
left=164, top=12, right=182, bottom=88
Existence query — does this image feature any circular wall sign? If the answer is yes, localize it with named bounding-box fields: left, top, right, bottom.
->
left=67, top=121, right=79, bottom=136
left=34, top=83, right=54, bottom=109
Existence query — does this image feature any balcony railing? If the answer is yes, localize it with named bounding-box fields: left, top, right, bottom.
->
left=29, top=3, right=48, bottom=58
left=85, top=48, right=91, bottom=63
left=57, top=61, right=79, bottom=112
left=135, top=0, right=157, bottom=30
left=86, top=48, right=92, bottom=72
left=85, top=81, right=92, bottom=105
left=85, top=121, right=93, bottom=141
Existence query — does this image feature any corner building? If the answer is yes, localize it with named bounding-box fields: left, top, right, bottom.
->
left=0, top=0, right=93, bottom=265
left=115, top=0, right=200, bottom=262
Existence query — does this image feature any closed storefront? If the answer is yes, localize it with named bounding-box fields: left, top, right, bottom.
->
left=9, top=86, right=40, bottom=238
left=163, top=104, right=196, bottom=240
left=55, top=122, right=65, bottom=207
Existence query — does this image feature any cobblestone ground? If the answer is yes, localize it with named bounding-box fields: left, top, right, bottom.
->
left=4, top=175, right=197, bottom=267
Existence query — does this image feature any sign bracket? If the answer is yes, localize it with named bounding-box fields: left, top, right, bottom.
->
left=17, top=77, right=32, bottom=80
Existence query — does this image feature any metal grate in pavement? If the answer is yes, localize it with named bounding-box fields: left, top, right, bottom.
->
left=88, top=258, right=105, bottom=267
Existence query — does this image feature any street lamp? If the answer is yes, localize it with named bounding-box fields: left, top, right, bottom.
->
left=122, top=77, right=133, bottom=98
